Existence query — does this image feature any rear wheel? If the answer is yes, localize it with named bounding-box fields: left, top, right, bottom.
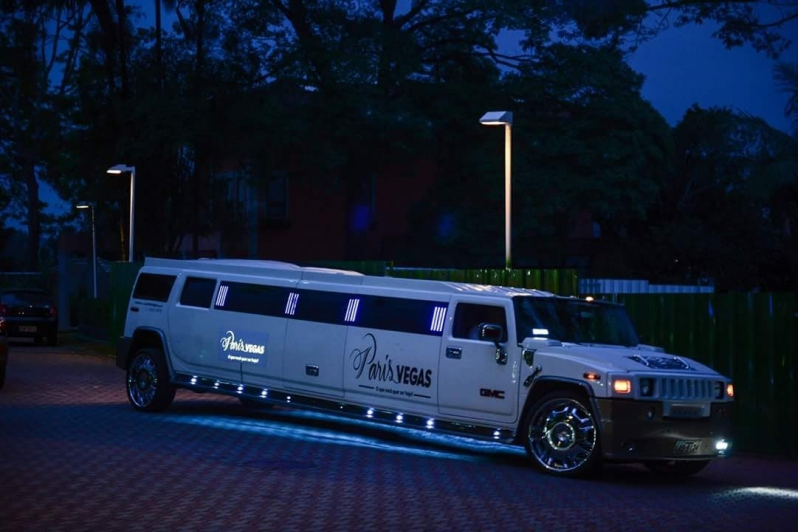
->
left=644, top=460, right=710, bottom=478
left=126, top=348, right=175, bottom=412
left=522, top=390, right=602, bottom=478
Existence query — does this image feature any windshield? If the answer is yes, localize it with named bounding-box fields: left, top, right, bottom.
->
left=513, top=296, right=639, bottom=347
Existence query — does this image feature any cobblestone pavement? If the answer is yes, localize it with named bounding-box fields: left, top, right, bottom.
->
left=1, top=339, right=797, bottom=532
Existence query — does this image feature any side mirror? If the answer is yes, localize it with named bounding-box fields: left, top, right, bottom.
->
left=479, top=323, right=504, bottom=343
left=479, top=323, right=507, bottom=365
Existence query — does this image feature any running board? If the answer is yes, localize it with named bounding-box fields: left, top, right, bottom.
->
left=173, top=372, right=517, bottom=444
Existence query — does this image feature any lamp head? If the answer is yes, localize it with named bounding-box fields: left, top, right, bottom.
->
left=107, top=163, right=134, bottom=174
left=76, top=201, right=94, bottom=210
left=480, top=111, right=513, bottom=126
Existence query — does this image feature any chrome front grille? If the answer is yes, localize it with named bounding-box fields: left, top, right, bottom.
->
left=654, top=377, right=715, bottom=400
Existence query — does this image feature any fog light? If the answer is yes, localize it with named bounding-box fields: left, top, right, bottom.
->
left=716, top=440, right=729, bottom=452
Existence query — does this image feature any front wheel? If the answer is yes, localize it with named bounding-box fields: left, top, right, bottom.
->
left=522, top=390, right=602, bottom=478
left=126, top=348, right=175, bottom=412
left=644, top=460, right=710, bottom=478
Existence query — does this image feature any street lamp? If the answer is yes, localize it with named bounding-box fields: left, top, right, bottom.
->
left=106, top=164, right=136, bottom=262
left=480, top=111, right=513, bottom=270
left=76, top=201, right=97, bottom=299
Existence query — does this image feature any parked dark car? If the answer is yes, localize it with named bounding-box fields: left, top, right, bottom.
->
left=0, top=289, right=58, bottom=346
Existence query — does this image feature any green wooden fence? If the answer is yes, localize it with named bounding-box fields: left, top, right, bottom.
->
left=388, top=267, right=579, bottom=296
left=617, top=293, right=798, bottom=458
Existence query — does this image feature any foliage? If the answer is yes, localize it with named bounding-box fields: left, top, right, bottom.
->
left=0, top=0, right=796, bottom=291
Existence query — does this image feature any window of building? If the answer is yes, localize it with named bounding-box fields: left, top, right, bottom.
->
left=452, top=303, right=507, bottom=341
left=179, top=277, right=217, bottom=308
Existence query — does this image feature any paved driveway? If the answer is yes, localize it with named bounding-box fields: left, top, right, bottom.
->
left=1, top=339, right=797, bottom=531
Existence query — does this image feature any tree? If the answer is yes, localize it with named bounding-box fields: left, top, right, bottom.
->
left=0, top=0, right=89, bottom=269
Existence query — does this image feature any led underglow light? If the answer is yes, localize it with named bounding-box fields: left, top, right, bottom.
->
left=213, top=381, right=220, bottom=389
left=237, top=385, right=244, bottom=394
left=493, top=430, right=500, bottom=439
left=286, top=396, right=292, bottom=403
left=426, top=419, right=435, bottom=429
left=190, top=376, right=198, bottom=385
left=716, top=440, right=729, bottom=451
left=366, top=408, right=375, bottom=418
left=396, top=413, right=404, bottom=423
left=532, top=328, right=549, bottom=336
left=284, top=292, right=299, bottom=315
left=215, top=285, right=229, bottom=307
left=344, top=298, right=361, bottom=322
left=430, top=306, right=447, bottom=332
left=261, top=390, right=268, bottom=397
left=735, top=487, right=798, bottom=500
left=164, top=413, right=518, bottom=463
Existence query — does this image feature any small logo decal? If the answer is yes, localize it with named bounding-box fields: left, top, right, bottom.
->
left=480, top=388, right=505, bottom=399
left=219, top=329, right=267, bottom=364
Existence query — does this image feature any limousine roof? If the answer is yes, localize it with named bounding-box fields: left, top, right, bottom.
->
left=143, top=257, right=556, bottom=300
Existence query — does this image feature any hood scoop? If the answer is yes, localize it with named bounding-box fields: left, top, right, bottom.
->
left=626, top=354, right=693, bottom=371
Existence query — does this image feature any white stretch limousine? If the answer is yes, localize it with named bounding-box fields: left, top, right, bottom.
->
left=117, top=258, right=734, bottom=478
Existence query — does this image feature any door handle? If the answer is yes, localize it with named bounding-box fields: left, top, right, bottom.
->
left=446, top=347, right=462, bottom=359
left=130, top=306, right=139, bottom=312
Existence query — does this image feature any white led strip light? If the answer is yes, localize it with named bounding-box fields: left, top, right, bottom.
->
left=215, top=285, right=229, bottom=307
left=344, top=298, right=360, bottom=322
left=430, top=306, right=447, bottom=332
left=284, top=292, right=299, bottom=315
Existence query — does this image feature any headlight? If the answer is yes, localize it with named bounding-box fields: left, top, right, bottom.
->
left=726, top=383, right=734, bottom=399
left=613, top=379, right=632, bottom=394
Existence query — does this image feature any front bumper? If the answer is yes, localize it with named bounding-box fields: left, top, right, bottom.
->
left=594, top=398, right=733, bottom=461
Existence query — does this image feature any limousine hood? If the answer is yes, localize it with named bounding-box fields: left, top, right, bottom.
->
left=524, top=339, right=720, bottom=376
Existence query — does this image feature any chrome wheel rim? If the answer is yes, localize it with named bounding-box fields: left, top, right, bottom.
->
left=528, top=398, right=597, bottom=472
left=128, top=354, right=158, bottom=408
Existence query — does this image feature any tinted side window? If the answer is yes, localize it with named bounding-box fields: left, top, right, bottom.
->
left=133, top=273, right=177, bottom=302
left=293, top=290, right=353, bottom=324
left=452, top=303, right=507, bottom=341
left=358, top=296, right=448, bottom=336
left=180, top=277, right=217, bottom=308
left=215, top=281, right=287, bottom=317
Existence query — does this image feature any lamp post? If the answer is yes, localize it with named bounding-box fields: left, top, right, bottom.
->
left=106, top=164, right=136, bottom=262
left=479, top=111, right=513, bottom=270
left=76, top=201, right=97, bottom=298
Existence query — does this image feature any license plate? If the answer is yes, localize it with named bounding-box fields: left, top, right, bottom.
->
left=674, top=440, right=702, bottom=455
left=20, top=326, right=37, bottom=333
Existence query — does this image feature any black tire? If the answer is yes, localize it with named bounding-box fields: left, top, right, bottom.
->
left=34, top=335, right=43, bottom=345
left=48, top=331, right=58, bottom=347
left=0, top=369, right=5, bottom=390
left=126, top=348, right=175, bottom=412
left=522, top=390, right=602, bottom=478
left=644, top=460, right=710, bottom=478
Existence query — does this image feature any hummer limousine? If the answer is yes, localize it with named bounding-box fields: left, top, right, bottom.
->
left=117, top=258, right=734, bottom=478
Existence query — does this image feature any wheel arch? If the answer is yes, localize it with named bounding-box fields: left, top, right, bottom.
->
left=514, top=377, right=596, bottom=444
left=126, top=328, right=170, bottom=373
